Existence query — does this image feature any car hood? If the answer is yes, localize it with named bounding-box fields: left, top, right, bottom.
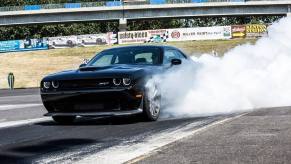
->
left=42, top=65, right=160, bottom=81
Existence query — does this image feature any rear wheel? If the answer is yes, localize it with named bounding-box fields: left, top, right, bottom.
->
left=52, top=116, right=76, bottom=125
left=143, top=84, right=161, bottom=121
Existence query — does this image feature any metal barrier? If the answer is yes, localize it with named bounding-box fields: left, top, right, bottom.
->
left=0, top=0, right=247, bottom=12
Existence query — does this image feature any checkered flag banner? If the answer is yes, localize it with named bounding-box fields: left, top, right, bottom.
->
left=146, top=31, right=169, bottom=43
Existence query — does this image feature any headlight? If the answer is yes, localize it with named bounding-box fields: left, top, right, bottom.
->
left=52, top=81, right=59, bottom=89
left=123, top=78, right=131, bottom=86
left=113, top=78, right=121, bottom=86
left=43, top=82, right=51, bottom=89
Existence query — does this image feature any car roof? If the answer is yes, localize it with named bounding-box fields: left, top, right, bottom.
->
left=104, top=45, right=178, bottom=51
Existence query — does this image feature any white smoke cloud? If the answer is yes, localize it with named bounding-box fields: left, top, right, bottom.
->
left=155, top=17, right=291, bottom=118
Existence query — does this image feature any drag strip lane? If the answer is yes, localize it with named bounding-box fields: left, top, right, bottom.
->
left=0, top=104, right=46, bottom=124
left=0, top=117, right=51, bottom=129
left=0, top=114, right=228, bottom=163
left=0, top=94, right=41, bottom=105
left=0, top=89, right=243, bottom=163
left=0, top=104, right=42, bottom=111
left=0, top=88, right=40, bottom=97
left=137, top=107, right=291, bottom=164
left=0, top=89, right=45, bottom=123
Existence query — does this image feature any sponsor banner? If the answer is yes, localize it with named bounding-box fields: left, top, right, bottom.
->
left=106, top=1, right=122, bottom=6
left=47, top=33, right=117, bottom=49
left=167, top=26, right=231, bottom=42
left=78, top=33, right=117, bottom=47
left=246, top=24, right=268, bottom=38
left=118, top=29, right=168, bottom=44
left=0, top=40, right=21, bottom=52
left=64, top=3, right=81, bottom=8
left=231, top=25, right=246, bottom=39
left=150, top=0, right=166, bottom=4
left=0, top=39, right=48, bottom=53
left=24, top=5, right=41, bottom=10
left=124, top=0, right=147, bottom=2
left=46, top=36, right=77, bottom=49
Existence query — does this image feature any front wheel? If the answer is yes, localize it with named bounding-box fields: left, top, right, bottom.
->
left=52, top=116, right=76, bottom=125
left=143, top=84, right=161, bottom=121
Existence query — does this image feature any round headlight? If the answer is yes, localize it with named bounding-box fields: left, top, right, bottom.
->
left=123, top=78, right=131, bottom=86
left=52, top=81, right=59, bottom=89
left=43, top=82, right=51, bottom=89
left=113, top=78, right=121, bottom=86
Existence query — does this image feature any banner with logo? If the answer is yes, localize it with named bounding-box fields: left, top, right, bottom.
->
left=0, top=39, right=48, bottom=53
left=77, top=32, right=117, bottom=47
left=47, top=32, right=117, bottom=49
left=167, top=26, right=232, bottom=42
left=231, top=25, right=246, bottom=39
left=246, top=24, right=267, bottom=38
left=118, top=29, right=168, bottom=44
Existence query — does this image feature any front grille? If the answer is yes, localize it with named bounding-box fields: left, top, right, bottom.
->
left=53, top=101, right=121, bottom=112
left=59, top=79, right=112, bottom=90
left=73, top=102, right=120, bottom=111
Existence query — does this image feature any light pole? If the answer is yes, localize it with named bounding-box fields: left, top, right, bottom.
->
left=122, top=0, right=125, bottom=20
left=119, top=0, right=127, bottom=31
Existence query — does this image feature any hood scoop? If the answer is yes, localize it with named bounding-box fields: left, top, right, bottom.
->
left=79, top=65, right=135, bottom=72
left=79, top=67, right=98, bottom=72
left=79, top=66, right=113, bottom=72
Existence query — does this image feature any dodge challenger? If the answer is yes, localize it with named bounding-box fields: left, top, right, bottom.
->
left=41, top=45, right=190, bottom=124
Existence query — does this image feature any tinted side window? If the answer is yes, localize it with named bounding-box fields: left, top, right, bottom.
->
left=91, top=54, right=114, bottom=67
left=135, top=53, right=153, bottom=64
left=174, top=50, right=187, bottom=59
left=163, top=50, right=181, bottom=64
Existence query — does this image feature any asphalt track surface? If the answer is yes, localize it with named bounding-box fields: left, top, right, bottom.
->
left=0, top=89, right=290, bottom=164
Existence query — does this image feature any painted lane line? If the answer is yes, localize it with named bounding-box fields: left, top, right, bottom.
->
left=35, top=119, right=212, bottom=164
left=76, top=114, right=246, bottom=164
left=0, top=94, right=40, bottom=101
left=0, top=119, right=6, bottom=122
left=0, top=117, right=51, bottom=129
left=0, top=104, right=43, bottom=111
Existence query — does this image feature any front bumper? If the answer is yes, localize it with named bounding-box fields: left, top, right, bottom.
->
left=41, top=88, right=144, bottom=116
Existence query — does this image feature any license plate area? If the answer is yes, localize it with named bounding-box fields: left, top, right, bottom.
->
left=74, top=103, right=104, bottom=111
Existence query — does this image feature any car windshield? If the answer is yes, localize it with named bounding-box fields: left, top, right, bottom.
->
left=87, top=47, right=162, bottom=67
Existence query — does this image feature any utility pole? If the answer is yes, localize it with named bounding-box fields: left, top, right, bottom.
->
left=119, top=0, right=127, bottom=31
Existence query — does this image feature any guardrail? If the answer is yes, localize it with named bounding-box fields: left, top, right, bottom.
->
left=0, top=0, right=246, bottom=12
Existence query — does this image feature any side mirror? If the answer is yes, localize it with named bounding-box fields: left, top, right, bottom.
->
left=80, top=58, right=90, bottom=68
left=171, top=59, right=182, bottom=65
left=79, top=63, right=87, bottom=68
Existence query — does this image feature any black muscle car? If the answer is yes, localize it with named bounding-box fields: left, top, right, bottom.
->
left=41, top=45, right=190, bottom=124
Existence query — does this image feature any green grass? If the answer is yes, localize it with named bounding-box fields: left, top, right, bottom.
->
left=0, top=39, right=256, bottom=89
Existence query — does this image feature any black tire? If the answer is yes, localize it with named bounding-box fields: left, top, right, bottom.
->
left=52, top=116, right=76, bottom=125
left=142, top=84, right=161, bottom=121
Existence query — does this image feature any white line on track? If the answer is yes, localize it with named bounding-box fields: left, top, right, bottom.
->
left=0, top=103, right=42, bottom=111
left=0, top=117, right=51, bottom=129
left=36, top=113, right=246, bottom=164
left=0, top=119, right=6, bottom=122
left=77, top=114, right=246, bottom=164
left=0, top=94, right=40, bottom=101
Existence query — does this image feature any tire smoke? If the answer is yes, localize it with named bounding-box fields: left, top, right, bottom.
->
left=156, top=17, right=291, bottom=118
